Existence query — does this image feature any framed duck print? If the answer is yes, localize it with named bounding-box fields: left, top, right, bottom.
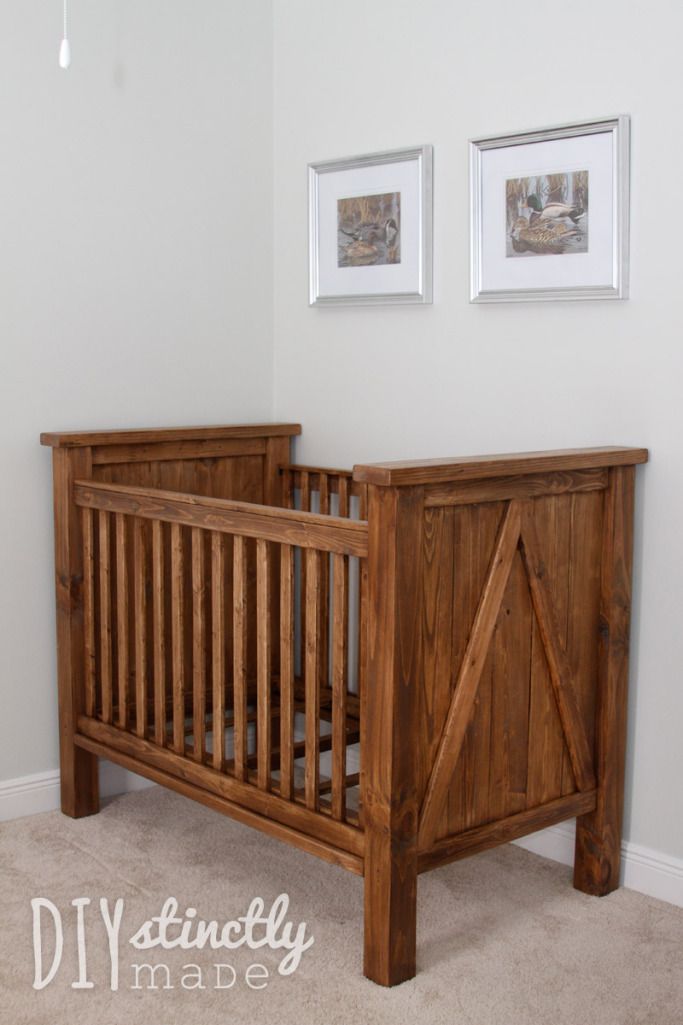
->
left=308, top=145, right=433, bottom=306
left=470, top=116, right=630, bottom=302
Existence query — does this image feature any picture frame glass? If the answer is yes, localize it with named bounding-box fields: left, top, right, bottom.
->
left=479, top=131, right=614, bottom=294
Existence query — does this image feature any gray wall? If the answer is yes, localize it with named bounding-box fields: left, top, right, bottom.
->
left=272, top=0, right=683, bottom=859
left=0, top=1, right=274, bottom=780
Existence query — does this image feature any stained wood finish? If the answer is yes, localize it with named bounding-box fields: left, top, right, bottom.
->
left=98, top=510, right=113, bottom=724
left=424, top=468, right=608, bottom=507
left=43, top=425, right=647, bottom=988
left=133, top=518, right=147, bottom=739
left=331, top=552, right=349, bottom=821
left=304, top=549, right=321, bottom=812
left=74, top=480, right=368, bottom=557
left=233, top=535, right=248, bottom=781
left=574, top=466, right=636, bottom=896
left=354, top=446, right=648, bottom=487
left=419, top=501, right=522, bottom=849
left=170, top=523, right=184, bottom=755
left=41, top=423, right=302, bottom=448
left=279, top=544, right=295, bottom=800
left=152, top=520, right=166, bottom=746
left=256, top=539, right=272, bottom=791
left=363, top=485, right=423, bottom=987
left=211, top=533, right=225, bottom=771
left=51, top=447, right=100, bottom=817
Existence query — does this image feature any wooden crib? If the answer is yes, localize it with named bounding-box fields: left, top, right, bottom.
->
left=41, top=423, right=647, bottom=986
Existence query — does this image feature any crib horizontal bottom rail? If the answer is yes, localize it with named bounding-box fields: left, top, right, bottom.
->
left=417, top=790, right=597, bottom=874
left=75, top=731, right=363, bottom=876
left=75, top=716, right=364, bottom=861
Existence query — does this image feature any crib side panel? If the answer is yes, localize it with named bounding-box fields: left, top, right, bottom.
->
left=417, top=484, right=604, bottom=844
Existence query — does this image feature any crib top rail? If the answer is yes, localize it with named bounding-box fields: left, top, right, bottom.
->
left=352, top=445, right=649, bottom=487
left=73, top=478, right=368, bottom=557
left=40, top=422, right=302, bottom=448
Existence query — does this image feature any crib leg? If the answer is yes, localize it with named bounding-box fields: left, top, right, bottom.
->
left=363, top=836, right=418, bottom=986
left=53, top=445, right=100, bottom=819
left=574, top=467, right=634, bottom=895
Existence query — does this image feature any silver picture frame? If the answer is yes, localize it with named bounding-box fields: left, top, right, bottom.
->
left=470, top=116, right=630, bottom=303
left=308, top=145, right=433, bottom=306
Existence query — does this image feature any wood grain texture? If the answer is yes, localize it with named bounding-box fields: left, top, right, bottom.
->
left=519, top=502, right=596, bottom=793
left=133, top=517, right=147, bottom=739
left=418, top=500, right=522, bottom=850
left=82, top=507, right=96, bottom=718
left=191, top=528, right=206, bottom=764
left=74, top=480, right=368, bottom=557
left=233, top=535, right=248, bottom=782
left=256, top=538, right=272, bottom=791
left=74, top=730, right=363, bottom=875
left=363, top=485, right=423, bottom=987
left=98, top=510, right=113, bottom=724
left=424, top=468, right=608, bottom=507
left=331, top=553, right=349, bottom=821
left=75, top=716, right=363, bottom=858
left=279, top=544, right=295, bottom=801
left=41, top=423, right=302, bottom=448
left=152, top=520, right=166, bottom=746
left=353, top=447, right=648, bottom=487
left=115, top=514, right=129, bottom=730
left=51, top=447, right=100, bottom=817
left=574, top=466, right=635, bottom=895
left=170, top=523, right=184, bottom=755
left=418, top=791, right=597, bottom=873
left=211, top=533, right=225, bottom=771
left=304, top=549, right=321, bottom=812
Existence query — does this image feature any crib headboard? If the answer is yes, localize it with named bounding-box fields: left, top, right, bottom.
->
left=40, top=423, right=302, bottom=507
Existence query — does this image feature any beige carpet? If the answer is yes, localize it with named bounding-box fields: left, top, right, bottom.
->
left=1, top=787, right=681, bottom=1025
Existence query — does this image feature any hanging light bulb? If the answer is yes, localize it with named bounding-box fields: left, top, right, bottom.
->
left=59, top=0, right=71, bottom=69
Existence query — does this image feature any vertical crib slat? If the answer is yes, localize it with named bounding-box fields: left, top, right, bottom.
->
left=171, top=523, right=184, bottom=755
left=338, top=476, right=349, bottom=518
left=133, top=518, right=147, bottom=738
left=300, top=471, right=310, bottom=512
left=82, top=508, right=96, bottom=718
left=280, top=543, right=295, bottom=800
left=331, top=552, right=348, bottom=821
left=211, top=532, right=225, bottom=771
left=305, top=548, right=320, bottom=811
left=152, top=520, right=166, bottom=746
left=99, top=511, right=113, bottom=724
left=192, top=528, right=206, bottom=763
left=319, top=475, right=330, bottom=690
left=257, top=539, right=271, bottom=791
left=282, top=468, right=294, bottom=510
left=233, top=534, right=248, bottom=781
left=115, top=514, right=129, bottom=729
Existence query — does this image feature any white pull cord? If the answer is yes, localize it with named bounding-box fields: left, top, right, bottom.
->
left=59, top=0, right=71, bottom=69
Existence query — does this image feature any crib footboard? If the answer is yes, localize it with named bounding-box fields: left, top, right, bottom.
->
left=354, top=445, right=647, bottom=986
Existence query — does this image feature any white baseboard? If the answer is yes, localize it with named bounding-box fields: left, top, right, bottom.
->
left=0, top=763, right=154, bottom=823
left=515, top=822, right=683, bottom=908
left=2, top=769, right=681, bottom=909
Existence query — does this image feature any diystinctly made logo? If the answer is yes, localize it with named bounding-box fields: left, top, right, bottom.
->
left=31, top=894, right=314, bottom=992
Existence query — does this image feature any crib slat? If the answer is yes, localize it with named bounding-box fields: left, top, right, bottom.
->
left=133, top=518, right=147, bottom=738
left=257, top=538, right=272, bottom=791
left=171, top=522, right=185, bottom=755
left=338, top=476, right=349, bottom=518
left=233, top=534, right=248, bottom=781
left=211, top=532, right=225, bottom=771
left=82, top=508, right=96, bottom=718
left=305, top=548, right=320, bottom=811
left=300, top=470, right=311, bottom=512
left=98, top=511, right=113, bottom=723
left=152, top=520, right=166, bottom=746
left=319, top=475, right=330, bottom=690
left=280, top=544, right=295, bottom=800
left=192, top=528, right=206, bottom=763
left=331, top=552, right=348, bottom=820
left=115, top=513, right=129, bottom=729
left=282, top=468, right=294, bottom=510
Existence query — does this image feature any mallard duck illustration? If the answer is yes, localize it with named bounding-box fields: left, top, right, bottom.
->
left=527, top=193, right=585, bottom=224
left=343, top=239, right=379, bottom=264
left=340, top=218, right=399, bottom=245
left=510, top=216, right=581, bottom=255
